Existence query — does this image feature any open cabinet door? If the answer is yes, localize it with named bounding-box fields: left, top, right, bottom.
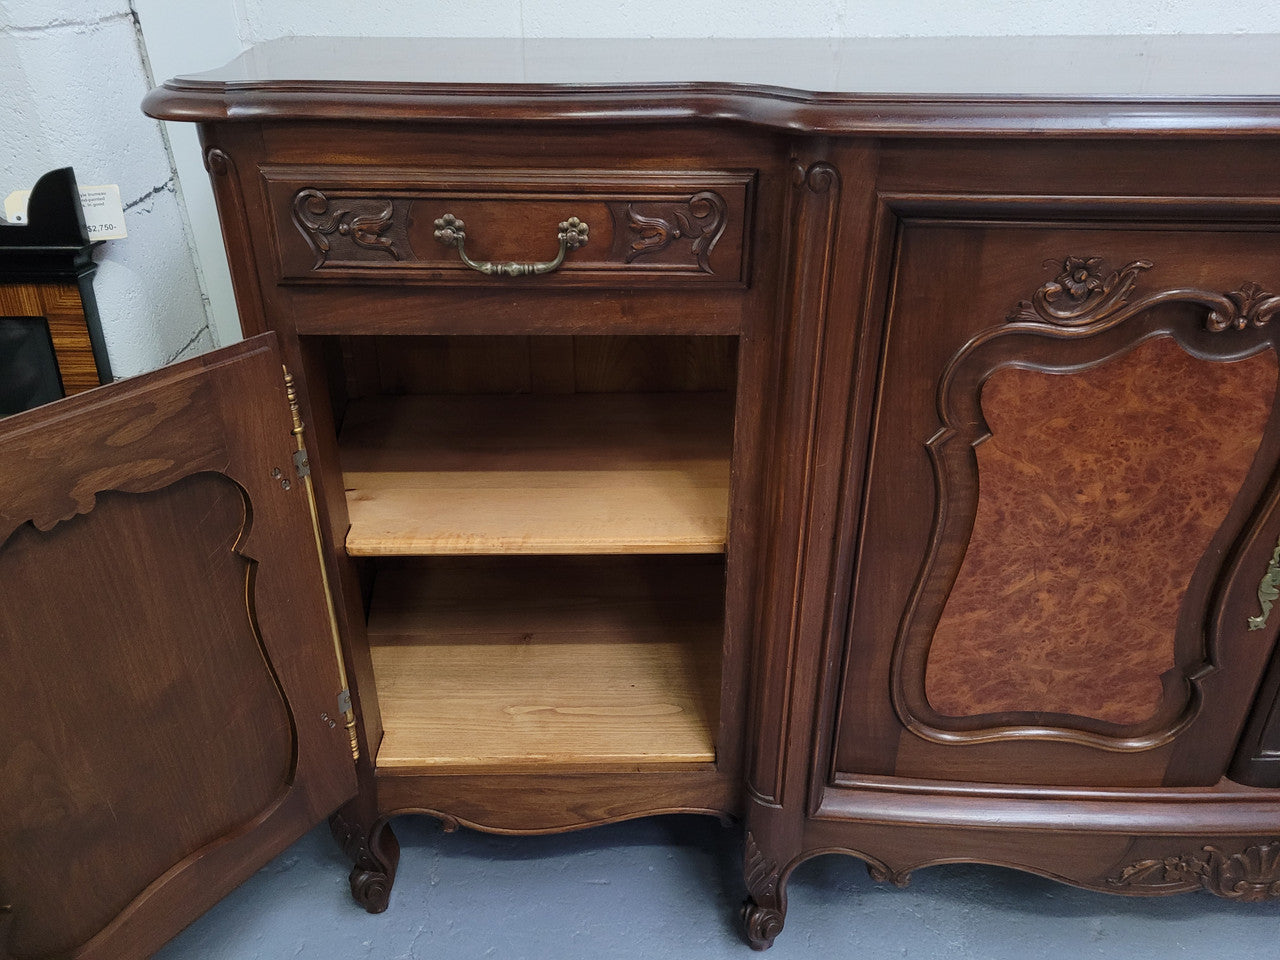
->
left=0, top=335, right=358, bottom=960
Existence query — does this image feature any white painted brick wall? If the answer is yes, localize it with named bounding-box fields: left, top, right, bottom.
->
left=236, top=0, right=1280, bottom=41
left=9, top=0, right=1280, bottom=384
left=0, top=0, right=129, bottom=30
left=0, top=1, right=212, bottom=380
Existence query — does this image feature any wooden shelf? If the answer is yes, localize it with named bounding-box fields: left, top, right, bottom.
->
left=339, top=392, right=732, bottom=556
left=367, top=557, right=723, bottom=773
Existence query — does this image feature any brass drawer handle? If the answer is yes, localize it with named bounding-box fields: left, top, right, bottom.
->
left=432, top=213, right=589, bottom=277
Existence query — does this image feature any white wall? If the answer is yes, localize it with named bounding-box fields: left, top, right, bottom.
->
left=7, top=1, right=1280, bottom=380
left=0, top=0, right=213, bottom=378
left=235, top=0, right=1280, bottom=41
left=130, top=0, right=244, bottom=349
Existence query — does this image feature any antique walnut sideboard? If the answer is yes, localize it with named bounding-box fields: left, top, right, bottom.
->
left=6, top=35, right=1280, bottom=957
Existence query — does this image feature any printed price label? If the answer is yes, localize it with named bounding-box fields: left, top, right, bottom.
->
left=77, top=185, right=128, bottom=240
left=3, top=183, right=128, bottom=239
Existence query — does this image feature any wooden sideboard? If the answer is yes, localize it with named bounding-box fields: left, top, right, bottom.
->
left=6, top=35, right=1280, bottom=957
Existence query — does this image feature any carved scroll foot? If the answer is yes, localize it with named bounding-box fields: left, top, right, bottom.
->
left=329, top=804, right=400, bottom=914
left=349, top=864, right=393, bottom=913
left=742, top=830, right=787, bottom=949
left=742, top=898, right=786, bottom=950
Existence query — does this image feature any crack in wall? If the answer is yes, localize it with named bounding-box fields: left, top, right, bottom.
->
left=123, top=177, right=174, bottom=211
left=163, top=323, right=210, bottom=365
left=4, top=10, right=133, bottom=35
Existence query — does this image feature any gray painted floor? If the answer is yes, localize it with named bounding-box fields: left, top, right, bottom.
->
left=158, top=815, right=1276, bottom=959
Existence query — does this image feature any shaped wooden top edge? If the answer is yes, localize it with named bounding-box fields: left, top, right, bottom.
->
left=141, top=35, right=1280, bottom=136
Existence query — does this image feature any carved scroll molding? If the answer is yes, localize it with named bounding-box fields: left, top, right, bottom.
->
left=292, top=189, right=406, bottom=268
left=866, top=861, right=913, bottom=888
left=1111, top=842, right=1280, bottom=901
left=204, top=147, right=231, bottom=177
left=1010, top=256, right=1280, bottom=333
left=893, top=255, right=1280, bottom=751
left=624, top=190, right=727, bottom=273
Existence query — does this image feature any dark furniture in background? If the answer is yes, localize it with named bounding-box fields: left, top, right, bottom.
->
left=0, top=167, right=110, bottom=415
left=6, top=35, right=1280, bottom=958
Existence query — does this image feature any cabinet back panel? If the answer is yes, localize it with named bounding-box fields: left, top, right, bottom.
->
left=340, top=334, right=737, bottom=397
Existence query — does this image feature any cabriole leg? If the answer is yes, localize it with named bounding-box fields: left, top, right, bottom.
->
left=329, top=803, right=400, bottom=913
left=742, top=830, right=788, bottom=949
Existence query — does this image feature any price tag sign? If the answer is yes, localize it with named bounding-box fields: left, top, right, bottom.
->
left=3, top=184, right=128, bottom=240
left=78, top=185, right=128, bottom=240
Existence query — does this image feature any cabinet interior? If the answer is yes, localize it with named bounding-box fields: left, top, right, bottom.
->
left=325, top=334, right=737, bottom=774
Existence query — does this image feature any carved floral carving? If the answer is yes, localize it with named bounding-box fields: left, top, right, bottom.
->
left=1010, top=257, right=1153, bottom=325
left=1010, top=256, right=1280, bottom=333
left=745, top=831, right=779, bottom=902
left=1208, top=280, right=1280, bottom=331
left=743, top=831, right=785, bottom=949
left=292, top=189, right=404, bottom=268
left=624, top=191, right=727, bottom=273
left=1111, top=842, right=1280, bottom=901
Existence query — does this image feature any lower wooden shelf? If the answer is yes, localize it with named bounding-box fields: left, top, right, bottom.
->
left=367, top=556, right=724, bottom=773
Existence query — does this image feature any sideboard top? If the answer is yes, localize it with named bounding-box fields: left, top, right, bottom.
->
left=144, top=35, right=1280, bottom=136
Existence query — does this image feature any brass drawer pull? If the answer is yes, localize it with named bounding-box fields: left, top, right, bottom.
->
left=433, top=213, right=589, bottom=277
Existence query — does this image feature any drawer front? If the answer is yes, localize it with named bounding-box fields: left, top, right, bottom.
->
left=263, top=167, right=755, bottom=288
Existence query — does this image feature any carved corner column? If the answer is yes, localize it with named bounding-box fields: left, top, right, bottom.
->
left=199, top=133, right=269, bottom=337
left=743, top=143, right=881, bottom=948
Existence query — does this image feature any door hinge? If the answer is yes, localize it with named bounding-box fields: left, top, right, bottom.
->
left=283, top=364, right=360, bottom=764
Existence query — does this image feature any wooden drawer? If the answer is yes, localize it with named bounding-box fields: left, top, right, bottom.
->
left=263, top=166, right=755, bottom=288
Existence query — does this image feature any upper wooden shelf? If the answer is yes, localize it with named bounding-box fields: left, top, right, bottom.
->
left=142, top=35, right=1280, bottom=135
left=340, top=391, right=733, bottom=556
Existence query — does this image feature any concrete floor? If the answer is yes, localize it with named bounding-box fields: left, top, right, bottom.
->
left=158, top=815, right=1277, bottom=959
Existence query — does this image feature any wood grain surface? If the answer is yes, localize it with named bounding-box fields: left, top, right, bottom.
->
left=926, top=337, right=1278, bottom=724
left=144, top=36, right=1280, bottom=134
left=0, top=336, right=356, bottom=960
left=0, top=282, right=100, bottom=394
left=0, top=475, right=291, bottom=957
left=340, top=392, right=733, bottom=555
left=366, top=556, right=723, bottom=772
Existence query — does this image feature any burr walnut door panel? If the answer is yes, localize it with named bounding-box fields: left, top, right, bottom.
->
left=0, top=335, right=357, bottom=960
left=831, top=221, right=1280, bottom=790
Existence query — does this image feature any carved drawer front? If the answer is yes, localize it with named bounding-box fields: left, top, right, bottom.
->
left=263, top=166, right=755, bottom=288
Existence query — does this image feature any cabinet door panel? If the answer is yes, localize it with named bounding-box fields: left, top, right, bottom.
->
left=0, top=336, right=357, bottom=960
left=833, top=222, right=1280, bottom=789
